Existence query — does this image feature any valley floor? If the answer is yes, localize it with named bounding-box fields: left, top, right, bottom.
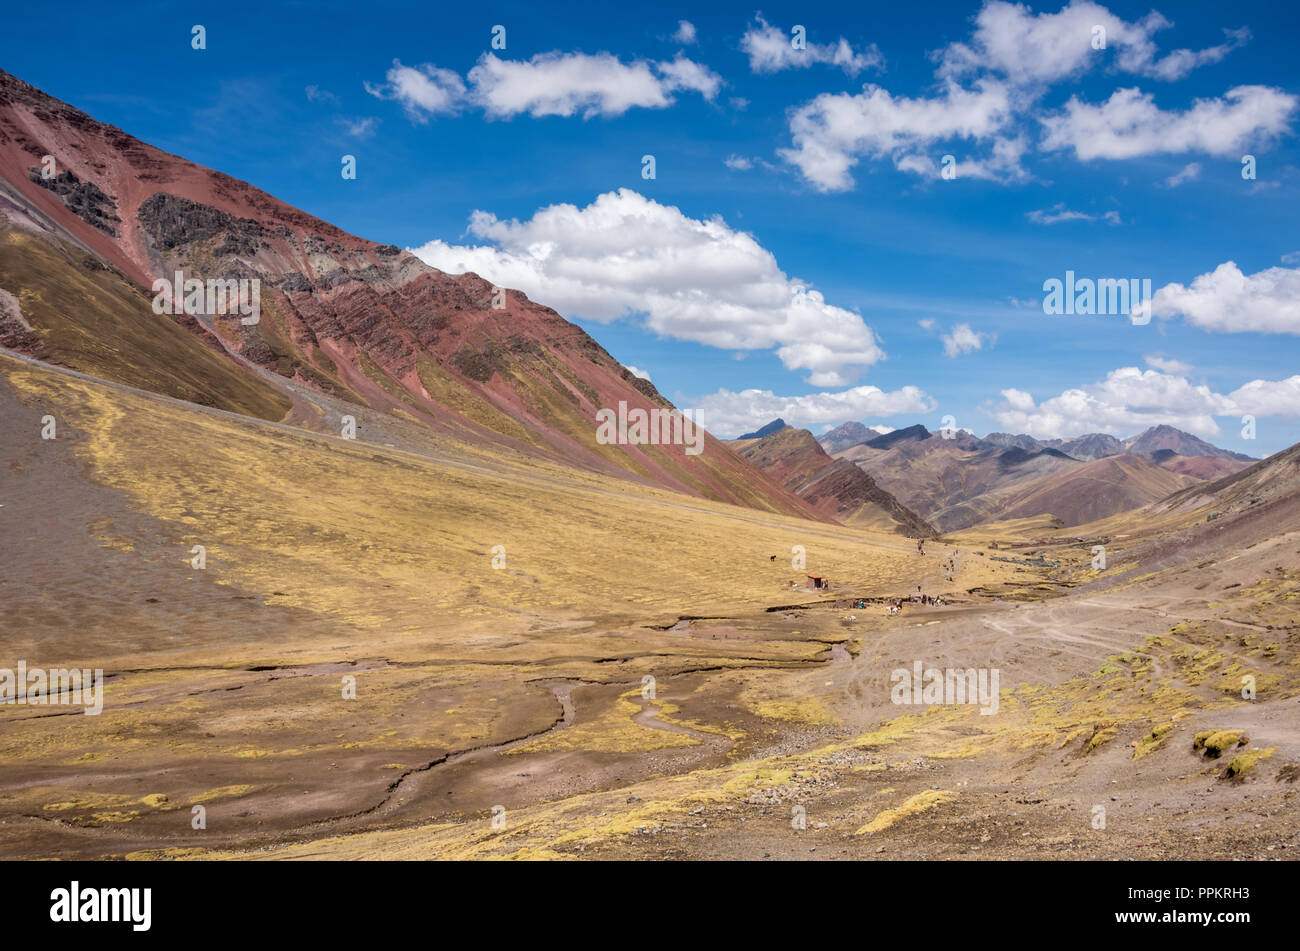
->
left=1, top=352, right=1297, bottom=861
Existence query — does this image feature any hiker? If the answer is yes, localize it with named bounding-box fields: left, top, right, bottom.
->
left=917, top=539, right=925, bottom=554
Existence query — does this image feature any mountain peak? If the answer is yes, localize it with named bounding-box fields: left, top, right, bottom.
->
left=865, top=423, right=931, bottom=450
left=818, top=420, right=874, bottom=452
left=737, top=418, right=788, bottom=440
left=1124, top=425, right=1256, bottom=462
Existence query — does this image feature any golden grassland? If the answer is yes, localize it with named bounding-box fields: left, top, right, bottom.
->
left=3, top=363, right=928, bottom=643
left=2, top=355, right=1296, bottom=860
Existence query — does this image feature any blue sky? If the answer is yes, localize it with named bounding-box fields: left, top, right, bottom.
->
left=3, top=0, right=1299, bottom=453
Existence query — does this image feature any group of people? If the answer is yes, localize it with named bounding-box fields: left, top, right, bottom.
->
left=883, top=592, right=947, bottom=615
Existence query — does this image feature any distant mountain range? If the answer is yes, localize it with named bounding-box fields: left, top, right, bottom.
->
left=727, top=413, right=1258, bottom=536
left=717, top=419, right=1261, bottom=532
left=823, top=421, right=1256, bottom=463
left=730, top=425, right=936, bottom=537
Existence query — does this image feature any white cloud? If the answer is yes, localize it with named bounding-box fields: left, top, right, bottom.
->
left=624, top=365, right=652, bottom=381
left=367, top=52, right=720, bottom=122
left=776, top=2, right=1270, bottom=189
left=870, top=424, right=896, bottom=435
left=467, top=51, right=720, bottom=118
left=1164, top=162, right=1201, bottom=187
left=1128, top=26, right=1250, bottom=82
left=989, top=367, right=1238, bottom=438
left=305, top=84, right=339, bottom=104
left=410, top=189, right=886, bottom=385
left=1229, top=376, right=1300, bottom=417
left=941, top=322, right=988, bottom=357
left=1026, top=203, right=1120, bottom=225
left=741, top=16, right=882, bottom=76
left=342, top=117, right=378, bottom=138
left=697, top=385, right=935, bottom=437
left=364, top=61, right=466, bottom=120
left=653, top=55, right=723, bottom=101
left=939, top=2, right=1249, bottom=86
left=1041, top=85, right=1297, bottom=161
left=1144, top=355, right=1191, bottom=375
left=673, top=20, right=697, bottom=45
left=918, top=318, right=936, bottom=331
left=893, top=135, right=1030, bottom=182
left=1001, top=388, right=1036, bottom=413
left=1282, top=252, right=1300, bottom=266
left=780, top=80, right=1015, bottom=191
left=723, top=154, right=775, bottom=172
left=1153, top=261, right=1300, bottom=335
left=990, top=366, right=1300, bottom=439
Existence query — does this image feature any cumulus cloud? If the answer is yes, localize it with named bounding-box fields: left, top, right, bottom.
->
left=467, top=51, right=719, bottom=118
left=938, top=1, right=1250, bottom=86
left=650, top=55, right=723, bottom=101
left=989, top=367, right=1239, bottom=438
left=989, top=366, right=1300, bottom=439
left=741, top=16, right=883, bottom=75
left=724, top=155, right=754, bottom=170
left=410, top=189, right=886, bottom=385
left=1229, top=376, right=1300, bottom=417
left=367, top=52, right=720, bottom=122
left=780, top=80, right=1015, bottom=191
left=696, top=385, right=936, bottom=437
left=673, top=20, right=697, bottom=45
left=941, top=323, right=988, bottom=357
left=1041, top=85, right=1297, bottom=161
left=776, top=2, right=1278, bottom=189
left=364, top=61, right=466, bottom=120
left=1153, top=261, right=1300, bottom=335
left=624, top=365, right=652, bottom=381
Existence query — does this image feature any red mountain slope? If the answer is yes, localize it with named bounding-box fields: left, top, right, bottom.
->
left=731, top=425, right=936, bottom=536
left=0, top=69, right=815, bottom=519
